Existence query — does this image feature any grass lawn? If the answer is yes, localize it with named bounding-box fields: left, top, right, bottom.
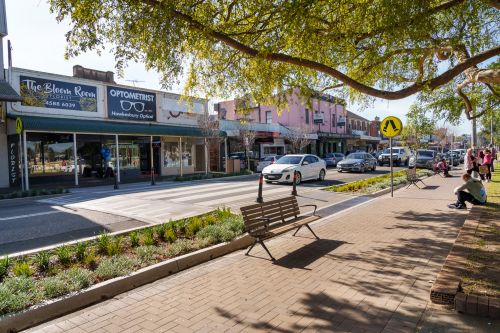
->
left=460, top=162, right=500, bottom=297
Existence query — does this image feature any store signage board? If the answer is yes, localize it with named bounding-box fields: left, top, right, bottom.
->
left=19, top=75, right=98, bottom=112
left=107, top=86, right=156, bottom=121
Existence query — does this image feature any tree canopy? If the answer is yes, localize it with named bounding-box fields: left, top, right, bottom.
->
left=49, top=0, right=499, bottom=118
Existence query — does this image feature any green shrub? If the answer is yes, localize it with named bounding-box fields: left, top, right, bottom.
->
left=63, top=267, right=93, bottom=290
left=12, top=261, right=33, bottom=277
left=129, top=231, right=140, bottom=247
left=214, top=207, right=233, bottom=220
left=2, top=276, right=35, bottom=294
left=56, top=245, right=72, bottom=266
left=142, top=229, right=157, bottom=246
left=35, top=252, right=51, bottom=272
left=83, top=249, right=97, bottom=269
left=97, top=232, right=111, bottom=255
left=185, top=217, right=203, bottom=238
left=0, top=256, right=9, bottom=281
left=9, top=192, right=19, bottom=199
left=39, top=276, right=69, bottom=299
left=164, top=228, right=177, bottom=244
left=166, top=239, right=193, bottom=257
left=21, top=191, right=29, bottom=197
left=0, top=285, right=32, bottom=315
left=154, top=224, right=168, bottom=242
left=135, top=246, right=163, bottom=264
left=75, top=242, right=88, bottom=262
left=30, top=189, right=39, bottom=196
left=40, top=189, right=49, bottom=195
left=106, top=237, right=123, bottom=256
left=94, top=257, right=136, bottom=280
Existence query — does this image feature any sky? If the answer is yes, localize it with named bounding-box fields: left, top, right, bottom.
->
left=3, top=0, right=473, bottom=135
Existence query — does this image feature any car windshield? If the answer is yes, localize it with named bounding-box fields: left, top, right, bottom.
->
left=261, top=156, right=274, bottom=162
left=276, top=156, right=302, bottom=165
left=347, top=153, right=365, bottom=159
left=417, top=151, right=434, bottom=157
left=382, top=148, right=399, bottom=154
left=325, top=153, right=334, bottom=158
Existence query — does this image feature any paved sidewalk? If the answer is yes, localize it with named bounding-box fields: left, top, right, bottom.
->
left=26, top=172, right=500, bottom=332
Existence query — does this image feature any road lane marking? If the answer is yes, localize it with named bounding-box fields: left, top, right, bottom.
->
left=0, top=211, right=62, bottom=221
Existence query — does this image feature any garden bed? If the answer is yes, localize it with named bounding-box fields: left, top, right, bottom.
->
left=324, top=169, right=433, bottom=193
left=0, top=208, right=245, bottom=318
left=0, top=188, right=68, bottom=200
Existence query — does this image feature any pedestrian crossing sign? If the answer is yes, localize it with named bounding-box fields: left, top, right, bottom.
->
left=380, top=116, right=402, bottom=137
left=16, top=117, right=23, bottom=134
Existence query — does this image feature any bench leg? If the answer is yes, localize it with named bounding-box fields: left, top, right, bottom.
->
left=305, top=224, right=320, bottom=240
left=259, top=240, right=276, bottom=261
left=245, top=241, right=257, bottom=256
left=292, top=225, right=302, bottom=236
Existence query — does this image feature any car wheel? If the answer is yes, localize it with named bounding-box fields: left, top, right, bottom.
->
left=294, top=172, right=302, bottom=185
left=338, top=169, right=342, bottom=173
left=265, top=181, right=272, bottom=184
left=360, top=165, right=365, bottom=173
left=318, top=169, right=326, bottom=181
left=395, top=160, right=401, bottom=167
left=378, top=162, right=383, bottom=166
left=372, top=164, right=376, bottom=171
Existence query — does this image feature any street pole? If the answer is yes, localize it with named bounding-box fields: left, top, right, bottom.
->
left=491, top=111, right=494, bottom=146
left=150, top=136, right=155, bottom=185
left=390, top=137, right=393, bottom=198
left=19, top=133, right=24, bottom=191
left=256, top=173, right=263, bottom=203
left=291, top=170, right=298, bottom=196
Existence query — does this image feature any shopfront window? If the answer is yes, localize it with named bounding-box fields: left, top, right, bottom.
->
left=26, top=133, right=74, bottom=176
left=162, top=137, right=181, bottom=168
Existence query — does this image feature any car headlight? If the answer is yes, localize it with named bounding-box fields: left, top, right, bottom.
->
left=378, top=156, right=382, bottom=160
left=354, top=162, right=362, bottom=166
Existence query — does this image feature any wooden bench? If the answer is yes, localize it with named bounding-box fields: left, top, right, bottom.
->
left=406, top=168, right=426, bottom=188
left=240, top=196, right=320, bottom=261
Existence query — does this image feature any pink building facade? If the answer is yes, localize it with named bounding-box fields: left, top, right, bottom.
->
left=216, top=90, right=358, bottom=159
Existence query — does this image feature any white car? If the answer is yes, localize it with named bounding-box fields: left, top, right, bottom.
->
left=256, top=155, right=283, bottom=172
left=262, top=154, right=326, bottom=184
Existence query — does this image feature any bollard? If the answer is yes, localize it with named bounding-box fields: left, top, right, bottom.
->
left=256, top=173, right=264, bottom=203
left=114, top=172, right=119, bottom=190
left=291, top=170, right=298, bottom=196
left=151, top=167, right=156, bottom=186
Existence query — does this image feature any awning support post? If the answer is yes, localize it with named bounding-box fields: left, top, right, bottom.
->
left=150, top=136, right=155, bottom=185
left=73, top=133, right=78, bottom=186
left=179, top=137, right=183, bottom=177
left=23, top=130, right=29, bottom=191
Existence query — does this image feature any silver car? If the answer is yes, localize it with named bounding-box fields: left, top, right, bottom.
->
left=337, top=152, right=377, bottom=173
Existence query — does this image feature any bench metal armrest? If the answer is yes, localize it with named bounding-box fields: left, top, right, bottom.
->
left=300, top=204, right=318, bottom=215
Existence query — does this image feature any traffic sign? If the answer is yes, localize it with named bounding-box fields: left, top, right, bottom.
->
left=380, top=116, right=402, bottom=137
left=15, top=117, right=23, bottom=134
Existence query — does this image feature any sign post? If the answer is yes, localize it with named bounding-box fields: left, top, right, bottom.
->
left=380, top=116, right=403, bottom=197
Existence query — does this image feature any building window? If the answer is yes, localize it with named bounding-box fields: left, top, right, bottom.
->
left=305, top=109, right=309, bottom=124
left=266, top=111, right=272, bottom=124
left=332, top=114, right=336, bottom=127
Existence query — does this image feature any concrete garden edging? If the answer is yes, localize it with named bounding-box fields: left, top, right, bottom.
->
left=0, top=235, right=254, bottom=333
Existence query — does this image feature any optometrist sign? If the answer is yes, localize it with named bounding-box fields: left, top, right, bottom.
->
left=107, top=86, right=156, bottom=121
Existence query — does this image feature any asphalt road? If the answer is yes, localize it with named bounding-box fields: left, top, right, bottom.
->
left=0, top=166, right=403, bottom=255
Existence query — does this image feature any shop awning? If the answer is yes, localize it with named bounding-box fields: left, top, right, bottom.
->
left=0, top=80, right=22, bottom=102
left=10, top=115, right=226, bottom=137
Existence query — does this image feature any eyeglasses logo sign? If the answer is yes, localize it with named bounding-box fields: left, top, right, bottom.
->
left=107, top=86, right=156, bottom=121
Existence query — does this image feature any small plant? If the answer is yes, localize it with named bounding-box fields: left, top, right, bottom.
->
left=2, top=276, right=35, bottom=294
left=164, top=228, right=177, bottom=244
left=129, top=231, right=140, bottom=247
left=35, top=252, right=51, bottom=272
left=106, top=237, right=123, bottom=256
left=142, top=228, right=157, bottom=246
left=0, top=256, right=9, bottom=281
left=56, top=245, right=72, bottom=266
left=167, top=239, right=193, bottom=257
left=135, top=246, right=162, bottom=264
left=94, top=257, right=136, bottom=280
left=83, top=249, right=97, bottom=269
left=12, top=261, right=33, bottom=277
left=185, top=217, right=204, bottom=238
left=0, top=285, right=32, bottom=316
left=75, top=242, right=88, bottom=262
left=155, top=224, right=169, bottom=242
left=39, top=276, right=69, bottom=299
left=97, top=232, right=111, bottom=254
left=63, top=267, right=93, bottom=290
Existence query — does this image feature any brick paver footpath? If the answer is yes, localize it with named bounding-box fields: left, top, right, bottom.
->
left=26, top=172, right=500, bottom=333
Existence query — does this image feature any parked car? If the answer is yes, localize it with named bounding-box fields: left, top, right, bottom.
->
left=444, top=152, right=460, bottom=167
left=409, top=149, right=438, bottom=169
left=256, top=155, right=283, bottom=172
left=337, top=152, right=377, bottom=173
left=377, top=147, right=411, bottom=166
left=449, top=150, right=464, bottom=164
left=323, top=153, right=345, bottom=167
left=262, top=154, right=326, bottom=184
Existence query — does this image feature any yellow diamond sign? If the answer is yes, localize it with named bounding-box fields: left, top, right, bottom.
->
left=380, top=116, right=402, bottom=138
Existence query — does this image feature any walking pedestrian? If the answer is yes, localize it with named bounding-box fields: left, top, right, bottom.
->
left=464, top=148, right=476, bottom=175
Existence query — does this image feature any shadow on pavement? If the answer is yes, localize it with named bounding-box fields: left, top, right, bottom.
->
left=273, top=239, right=346, bottom=270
